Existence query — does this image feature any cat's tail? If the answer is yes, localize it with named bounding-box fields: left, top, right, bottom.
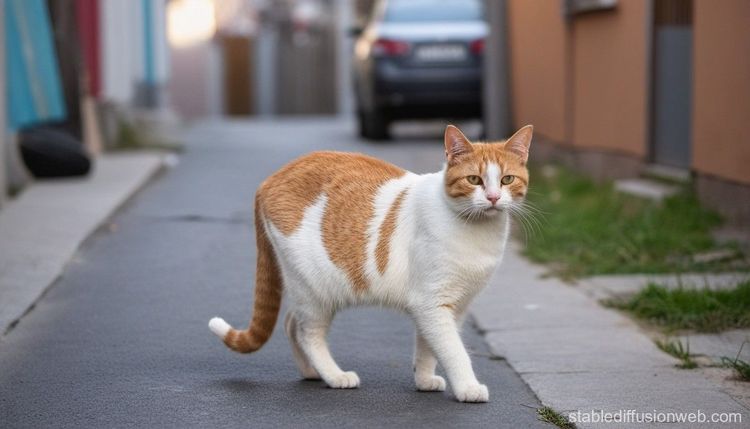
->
left=208, top=195, right=282, bottom=353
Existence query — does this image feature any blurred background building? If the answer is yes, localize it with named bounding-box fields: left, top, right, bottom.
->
left=0, top=0, right=171, bottom=206
left=0, top=0, right=357, bottom=209
left=0, top=0, right=748, bottom=225
left=168, top=0, right=354, bottom=118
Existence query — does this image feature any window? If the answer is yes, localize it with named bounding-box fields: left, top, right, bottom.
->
left=383, top=0, right=484, bottom=23
left=563, top=0, right=618, bottom=16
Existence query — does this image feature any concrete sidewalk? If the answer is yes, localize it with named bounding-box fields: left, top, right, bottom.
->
left=0, top=152, right=165, bottom=335
left=471, top=242, right=749, bottom=428
left=578, top=272, right=750, bottom=301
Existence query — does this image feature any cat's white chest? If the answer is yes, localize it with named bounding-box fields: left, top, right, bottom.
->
left=446, top=222, right=507, bottom=279
left=407, top=204, right=510, bottom=295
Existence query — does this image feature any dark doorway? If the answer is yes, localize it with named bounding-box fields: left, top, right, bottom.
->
left=651, top=0, right=693, bottom=169
left=222, top=36, right=254, bottom=116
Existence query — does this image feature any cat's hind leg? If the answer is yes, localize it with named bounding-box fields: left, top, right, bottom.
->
left=413, top=331, right=446, bottom=392
left=295, top=310, right=360, bottom=389
left=284, top=311, right=320, bottom=380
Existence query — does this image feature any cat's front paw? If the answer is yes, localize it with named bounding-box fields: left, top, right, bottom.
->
left=415, top=375, right=446, bottom=392
left=325, top=371, right=360, bottom=389
left=454, top=383, right=489, bottom=403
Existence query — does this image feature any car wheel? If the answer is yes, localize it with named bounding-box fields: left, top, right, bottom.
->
left=360, top=108, right=389, bottom=141
left=357, top=111, right=368, bottom=138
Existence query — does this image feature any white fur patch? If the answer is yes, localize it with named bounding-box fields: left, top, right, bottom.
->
left=485, top=162, right=501, bottom=192
left=364, top=174, right=418, bottom=286
left=208, top=317, right=231, bottom=338
left=266, top=194, right=355, bottom=309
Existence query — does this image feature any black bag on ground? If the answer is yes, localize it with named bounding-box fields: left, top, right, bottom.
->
left=19, top=127, right=92, bottom=178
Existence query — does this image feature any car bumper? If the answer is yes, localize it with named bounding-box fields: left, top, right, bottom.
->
left=373, top=61, right=482, bottom=115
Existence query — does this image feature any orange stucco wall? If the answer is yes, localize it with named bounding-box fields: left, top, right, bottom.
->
left=692, top=0, right=750, bottom=185
left=571, top=1, right=649, bottom=157
left=507, top=0, right=568, bottom=143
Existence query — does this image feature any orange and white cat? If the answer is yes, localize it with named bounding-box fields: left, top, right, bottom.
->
left=209, top=124, right=532, bottom=402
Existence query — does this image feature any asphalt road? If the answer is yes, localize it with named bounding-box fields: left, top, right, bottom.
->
left=0, top=119, right=545, bottom=428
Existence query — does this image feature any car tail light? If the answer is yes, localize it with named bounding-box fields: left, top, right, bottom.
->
left=372, top=38, right=410, bottom=57
left=470, top=38, right=485, bottom=55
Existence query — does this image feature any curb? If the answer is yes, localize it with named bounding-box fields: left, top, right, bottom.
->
left=0, top=152, right=166, bottom=336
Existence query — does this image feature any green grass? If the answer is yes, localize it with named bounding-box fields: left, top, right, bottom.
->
left=655, top=338, right=698, bottom=369
left=721, top=341, right=750, bottom=381
left=538, top=406, right=576, bottom=429
left=522, top=165, right=746, bottom=279
left=114, top=120, right=182, bottom=152
left=607, top=281, right=750, bottom=333
left=723, top=358, right=750, bottom=381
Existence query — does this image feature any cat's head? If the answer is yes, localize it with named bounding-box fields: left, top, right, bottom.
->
left=442, top=124, right=532, bottom=220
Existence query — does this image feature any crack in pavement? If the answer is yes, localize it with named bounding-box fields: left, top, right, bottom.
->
left=138, top=214, right=252, bottom=225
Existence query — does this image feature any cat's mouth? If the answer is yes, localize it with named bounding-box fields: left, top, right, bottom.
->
left=483, top=206, right=503, bottom=216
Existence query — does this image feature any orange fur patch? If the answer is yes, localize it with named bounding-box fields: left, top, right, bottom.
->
left=375, top=189, right=407, bottom=275
left=258, top=151, right=405, bottom=291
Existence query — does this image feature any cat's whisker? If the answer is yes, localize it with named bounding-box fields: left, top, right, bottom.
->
left=523, top=205, right=547, bottom=232
left=507, top=204, right=544, bottom=242
left=507, top=206, right=532, bottom=243
left=518, top=209, right=544, bottom=238
left=519, top=202, right=548, bottom=221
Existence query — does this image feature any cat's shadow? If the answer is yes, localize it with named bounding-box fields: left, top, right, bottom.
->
left=216, top=377, right=324, bottom=394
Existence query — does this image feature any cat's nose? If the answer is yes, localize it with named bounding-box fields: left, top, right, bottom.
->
left=486, top=194, right=499, bottom=205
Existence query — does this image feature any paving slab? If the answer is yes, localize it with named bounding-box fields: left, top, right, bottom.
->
left=675, top=329, right=750, bottom=364
left=614, top=178, right=680, bottom=201
left=524, top=370, right=745, bottom=426
left=0, top=152, right=164, bottom=334
left=485, top=325, right=675, bottom=374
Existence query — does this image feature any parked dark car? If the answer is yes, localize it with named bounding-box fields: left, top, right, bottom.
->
left=352, top=0, right=487, bottom=140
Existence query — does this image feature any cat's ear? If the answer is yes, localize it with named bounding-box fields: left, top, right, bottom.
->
left=505, top=125, right=533, bottom=163
left=444, top=125, right=473, bottom=164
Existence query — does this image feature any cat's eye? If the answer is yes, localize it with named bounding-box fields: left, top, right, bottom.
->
left=466, top=175, right=483, bottom=186
left=501, top=175, right=515, bottom=185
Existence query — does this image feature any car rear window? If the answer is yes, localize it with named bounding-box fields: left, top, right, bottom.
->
left=383, top=0, right=484, bottom=23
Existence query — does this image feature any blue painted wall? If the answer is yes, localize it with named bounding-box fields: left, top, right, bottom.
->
left=5, top=0, right=66, bottom=130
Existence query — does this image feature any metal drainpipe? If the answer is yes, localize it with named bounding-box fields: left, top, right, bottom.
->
left=334, top=0, right=354, bottom=117
left=482, top=0, right=511, bottom=140
left=255, top=3, right=281, bottom=117
left=141, top=0, right=156, bottom=108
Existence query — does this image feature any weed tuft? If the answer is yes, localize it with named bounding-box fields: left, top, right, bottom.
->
left=654, top=338, right=698, bottom=369
left=721, top=341, right=750, bottom=381
left=538, top=406, right=576, bottom=429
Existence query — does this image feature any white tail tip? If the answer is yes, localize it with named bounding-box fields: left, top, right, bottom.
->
left=208, top=317, right=231, bottom=338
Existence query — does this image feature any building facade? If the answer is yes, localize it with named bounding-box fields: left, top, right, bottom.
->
left=485, top=0, right=750, bottom=225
